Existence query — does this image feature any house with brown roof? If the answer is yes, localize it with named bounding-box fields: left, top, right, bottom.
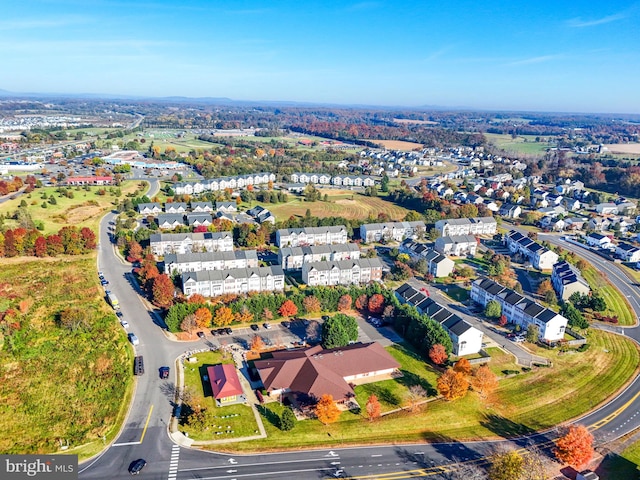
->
left=254, top=342, right=400, bottom=405
left=207, top=364, right=246, bottom=406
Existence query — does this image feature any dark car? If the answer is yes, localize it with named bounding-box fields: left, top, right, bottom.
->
left=250, top=324, right=259, bottom=331
left=159, top=366, right=170, bottom=379
left=281, top=320, right=291, bottom=328
left=210, top=329, right=218, bottom=336
left=128, top=459, right=147, bottom=475
left=197, top=331, right=205, bottom=339
left=217, top=328, right=227, bottom=335
left=225, top=327, right=233, bottom=335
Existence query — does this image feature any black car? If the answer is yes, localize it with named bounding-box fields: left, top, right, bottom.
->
left=225, top=327, right=233, bottom=335
left=250, top=324, right=259, bottom=331
left=197, top=331, right=205, bottom=339
left=210, top=329, right=218, bottom=336
left=281, top=321, right=291, bottom=328
left=128, top=459, right=146, bottom=475
left=217, top=328, right=227, bottom=335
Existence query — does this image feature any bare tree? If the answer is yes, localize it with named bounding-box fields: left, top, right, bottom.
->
left=406, top=384, right=427, bottom=412
left=305, top=320, right=320, bottom=343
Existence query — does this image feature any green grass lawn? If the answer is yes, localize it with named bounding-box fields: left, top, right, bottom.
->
left=439, top=284, right=470, bottom=303
left=0, top=182, right=142, bottom=235
left=582, top=267, right=635, bottom=325
left=214, top=329, right=638, bottom=452
left=484, top=133, right=554, bottom=155
left=180, top=351, right=259, bottom=440
left=0, top=257, right=133, bottom=458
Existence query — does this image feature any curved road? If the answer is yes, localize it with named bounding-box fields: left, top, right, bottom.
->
left=79, top=220, right=640, bottom=479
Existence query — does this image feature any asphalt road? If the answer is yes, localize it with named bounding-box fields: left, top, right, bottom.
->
left=79, top=218, right=640, bottom=480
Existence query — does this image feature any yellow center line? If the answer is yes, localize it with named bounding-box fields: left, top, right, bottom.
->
left=139, top=404, right=154, bottom=443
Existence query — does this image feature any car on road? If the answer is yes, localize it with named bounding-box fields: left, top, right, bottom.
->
left=197, top=331, right=205, bottom=339
left=263, top=322, right=272, bottom=329
left=128, top=333, right=140, bottom=346
left=225, top=327, right=233, bottom=335
left=98, top=271, right=103, bottom=277
left=128, top=459, right=147, bottom=475
left=159, top=366, right=170, bottom=379
left=120, top=320, right=130, bottom=329
left=512, top=336, right=525, bottom=343
left=100, top=279, right=109, bottom=286
left=250, top=324, right=259, bottom=331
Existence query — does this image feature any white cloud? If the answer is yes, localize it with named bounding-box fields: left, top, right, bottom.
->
left=566, top=13, right=626, bottom=28
left=0, top=15, right=91, bottom=30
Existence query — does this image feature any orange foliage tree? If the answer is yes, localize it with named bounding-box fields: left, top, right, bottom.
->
left=437, top=369, right=469, bottom=401
left=152, top=274, right=174, bottom=308
left=188, top=293, right=207, bottom=304
left=354, top=294, right=368, bottom=310
left=471, top=365, right=498, bottom=399
left=453, top=358, right=472, bottom=376
left=194, top=307, right=212, bottom=328
left=337, top=294, right=352, bottom=312
left=303, top=295, right=321, bottom=314
left=366, top=394, right=381, bottom=421
left=213, top=306, right=235, bottom=326
left=279, top=299, right=298, bottom=317
left=428, top=344, right=448, bottom=365
left=315, top=394, right=341, bottom=425
left=250, top=335, right=265, bottom=352
left=367, top=293, right=385, bottom=314
left=554, top=425, right=594, bottom=468
left=235, top=307, right=254, bottom=324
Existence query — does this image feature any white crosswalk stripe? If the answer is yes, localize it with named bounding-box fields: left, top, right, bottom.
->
left=168, top=445, right=180, bottom=479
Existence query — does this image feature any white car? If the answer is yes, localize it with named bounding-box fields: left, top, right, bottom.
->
left=120, top=320, right=130, bottom=329
left=513, top=336, right=525, bottom=343
left=128, top=333, right=140, bottom=346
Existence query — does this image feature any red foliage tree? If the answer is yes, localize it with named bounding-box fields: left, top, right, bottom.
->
left=499, top=314, right=508, bottom=327
left=80, top=227, right=97, bottom=250
left=367, top=293, right=385, bottom=314
left=3, top=229, right=18, bottom=257
left=152, top=274, right=175, bottom=308
left=187, top=293, right=207, bottom=304
left=554, top=425, right=594, bottom=468
left=337, top=294, right=352, bottom=312
left=278, top=299, right=298, bottom=317
left=46, top=234, right=64, bottom=256
left=34, top=236, right=47, bottom=257
left=354, top=294, right=368, bottom=311
left=193, top=225, right=208, bottom=233
left=126, top=240, right=143, bottom=263
left=428, top=344, right=448, bottom=365
left=366, top=394, right=381, bottom=421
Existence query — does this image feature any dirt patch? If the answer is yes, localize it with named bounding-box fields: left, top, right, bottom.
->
left=65, top=204, right=103, bottom=224
left=370, top=139, right=424, bottom=151
left=603, top=143, right=640, bottom=154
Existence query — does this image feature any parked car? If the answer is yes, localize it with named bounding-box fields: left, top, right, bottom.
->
left=128, top=333, right=139, bottom=346
left=100, top=279, right=109, bottom=286
left=216, top=328, right=227, bottom=335
left=128, top=459, right=147, bottom=475
left=250, top=324, right=259, bottom=331
left=197, top=331, right=205, bottom=339
left=281, top=320, right=291, bottom=328
left=512, top=336, right=525, bottom=343
left=225, top=327, right=233, bottom=335
left=159, top=366, right=170, bottom=379
left=263, top=322, right=272, bottom=329
left=120, top=320, right=130, bottom=329
left=210, top=329, right=218, bottom=336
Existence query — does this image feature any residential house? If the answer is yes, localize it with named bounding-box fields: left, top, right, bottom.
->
left=504, top=230, right=559, bottom=269
left=359, top=221, right=426, bottom=243
left=255, top=342, right=400, bottom=404
left=616, top=202, right=637, bottom=215
left=186, top=213, right=213, bottom=227
left=190, top=201, right=214, bottom=213
left=301, top=258, right=384, bottom=286
left=400, top=240, right=455, bottom=277
left=156, top=214, right=185, bottom=230
left=247, top=205, right=276, bottom=224
left=471, top=278, right=568, bottom=342
left=150, top=231, right=234, bottom=255
left=216, top=201, right=238, bottom=214
left=207, top=364, right=245, bottom=406
left=137, top=202, right=162, bottom=215
left=434, top=217, right=498, bottom=237
left=276, top=226, right=348, bottom=247
left=587, top=217, right=612, bottom=232
left=395, top=283, right=483, bottom=356
left=181, top=265, right=285, bottom=297
left=164, top=202, right=188, bottom=214
left=482, top=199, right=499, bottom=212
left=564, top=217, right=586, bottom=231
left=434, top=235, right=478, bottom=256
left=585, top=232, right=613, bottom=249
left=163, top=250, right=259, bottom=275
left=615, top=242, right=640, bottom=262
left=551, top=261, right=590, bottom=301
left=596, top=203, right=619, bottom=215
left=278, top=244, right=360, bottom=270
left=498, top=204, right=521, bottom=219
left=563, top=198, right=581, bottom=212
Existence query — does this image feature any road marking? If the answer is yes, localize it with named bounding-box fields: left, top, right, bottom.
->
left=139, top=404, right=154, bottom=443
left=180, top=458, right=344, bottom=472
left=111, top=441, right=141, bottom=447
left=168, top=443, right=180, bottom=479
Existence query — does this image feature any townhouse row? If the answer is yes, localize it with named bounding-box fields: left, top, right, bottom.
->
left=504, top=230, right=559, bottom=270
left=173, top=172, right=276, bottom=195
left=289, top=172, right=377, bottom=187
left=181, top=266, right=285, bottom=297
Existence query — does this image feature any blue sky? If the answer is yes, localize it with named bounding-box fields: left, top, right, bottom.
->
left=1, top=0, right=639, bottom=113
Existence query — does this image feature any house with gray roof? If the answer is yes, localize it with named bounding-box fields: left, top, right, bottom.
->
left=137, top=202, right=162, bottom=215
left=156, top=214, right=186, bottom=230
left=551, top=261, right=590, bottom=301
left=434, top=235, right=478, bottom=256
left=278, top=244, right=361, bottom=270
left=181, top=265, right=285, bottom=297
left=504, top=230, right=559, bottom=269
left=186, top=213, right=213, bottom=227
left=276, top=225, right=348, bottom=247
left=164, top=202, right=188, bottom=214
left=302, top=258, right=383, bottom=286
left=164, top=250, right=259, bottom=275
left=150, top=231, right=234, bottom=255
left=190, top=201, right=214, bottom=213
left=400, top=240, right=455, bottom=277
left=434, top=216, right=497, bottom=237
left=359, top=221, right=426, bottom=243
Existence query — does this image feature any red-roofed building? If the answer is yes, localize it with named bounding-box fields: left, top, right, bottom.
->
left=66, top=176, right=113, bottom=186
left=207, top=364, right=245, bottom=406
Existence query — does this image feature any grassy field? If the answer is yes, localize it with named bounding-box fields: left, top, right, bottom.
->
left=180, top=351, right=259, bottom=440
left=215, top=330, right=638, bottom=452
left=0, top=257, right=132, bottom=457
left=266, top=189, right=409, bottom=221
left=369, top=139, right=424, bottom=151
left=0, top=181, right=144, bottom=235
left=582, top=266, right=635, bottom=326
left=484, top=133, right=554, bottom=155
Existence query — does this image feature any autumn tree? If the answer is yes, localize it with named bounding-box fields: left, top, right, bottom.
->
left=315, top=394, right=341, bottom=425
left=437, top=368, right=469, bottom=401
left=428, top=344, right=448, bottom=365
left=471, top=365, right=498, bottom=399
left=34, top=236, right=47, bottom=257
left=126, top=240, right=143, bottom=263
left=536, top=279, right=554, bottom=297
left=188, top=293, right=207, bottom=304
left=303, top=295, right=321, bottom=314
left=368, top=293, right=385, bottom=314
left=406, top=384, right=427, bottom=412
left=213, top=306, right=235, bottom=327
left=453, top=358, right=472, bottom=376
left=488, top=448, right=524, bottom=480
left=366, top=394, right=381, bottom=421
left=354, top=294, right=368, bottom=310
left=498, top=314, right=508, bottom=327
left=250, top=335, right=265, bottom=352
left=180, top=314, right=197, bottom=332
left=278, top=299, right=298, bottom=317
left=337, top=294, right=352, bottom=312
left=152, top=274, right=175, bottom=308
left=554, top=425, right=594, bottom=468
left=194, top=307, right=212, bottom=328
left=235, top=307, right=254, bottom=324
left=263, top=307, right=273, bottom=321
